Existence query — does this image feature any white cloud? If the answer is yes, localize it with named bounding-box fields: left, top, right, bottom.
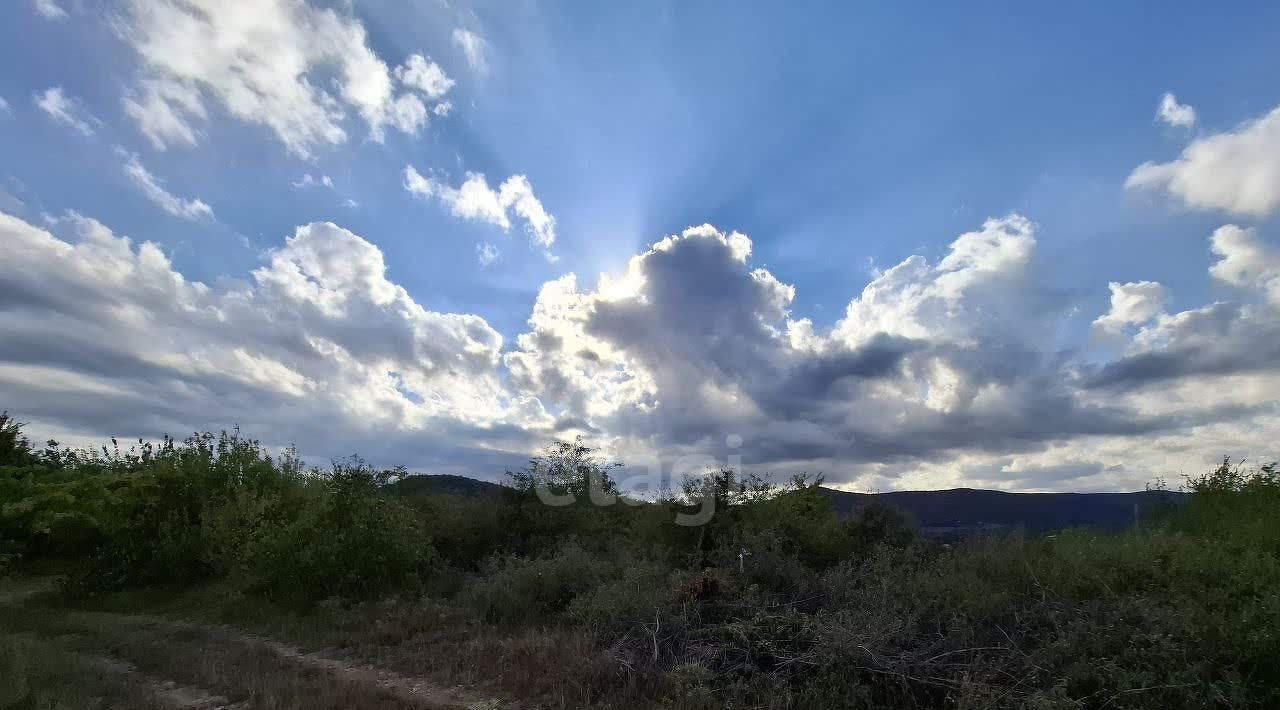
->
left=404, top=165, right=556, bottom=250
left=122, top=79, right=206, bottom=150
left=498, top=175, right=556, bottom=249
left=1092, top=281, right=1168, bottom=337
left=0, top=210, right=545, bottom=472
left=402, top=164, right=437, bottom=199
left=831, top=215, right=1039, bottom=348
left=121, top=153, right=214, bottom=220
left=476, top=242, right=499, bottom=266
left=3, top=209, right=1277, bottom=490
left=119, top=0, right=454, bottom=157
left=506, top=217, right=1280, bottom=488
left=1088, top=226, right=1280, bottom=394
left=0, top=97, right=10, bottom=115
left=33, top=0, right=67, bottom=20
left=292, top=173, right=334, bottom=189
left=453, top=28, right=489, bottom=74
left=1156, top=92, right=1196, bottom=128
left=394, top=54, right=455, bottom=100
left=1210, top=224, right=1280, bottom=305
left=1127, top=104, right=1280, bottom=217
left=34, top=87, right=99, bottom=137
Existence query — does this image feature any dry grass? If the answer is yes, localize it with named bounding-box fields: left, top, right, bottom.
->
left=0, top=632, right=170, bottom=710
left=78, top=583, right=654, bottom=708
left=0, top=583, right=496, bottom=709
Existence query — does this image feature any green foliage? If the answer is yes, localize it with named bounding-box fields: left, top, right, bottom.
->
left=501, top=439, right=630, bottom=554
left=1, top=424, right=436, bottom=607
left=843, top=500, right=920, bottom=554
left=567, top=560, right=684, bottom=637
left=400, top=491, right=509, bottom=567
left=462, top=541, right=616, bottom=625
left=212, top=484, right=435, bottom=609
left=5, top=408, right=1279, bottom=708
left=0, top=412, right=36, bottom=468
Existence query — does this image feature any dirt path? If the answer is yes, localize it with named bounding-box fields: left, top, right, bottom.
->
left=247, top=636, right=490, bottom=708
left=82, top=653, right=248, bottom=709
left=0, top=579, right=508, bottom=710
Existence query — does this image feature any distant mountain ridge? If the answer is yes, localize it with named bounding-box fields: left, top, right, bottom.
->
left=822, top=487, right=1187, bottom=534
left=390, top=474, right=1186, bottom=534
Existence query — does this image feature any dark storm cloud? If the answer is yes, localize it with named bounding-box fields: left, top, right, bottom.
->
left=1088, top=303, right=1280, bottom=390
left=506, top=219, right=1279, bottom=487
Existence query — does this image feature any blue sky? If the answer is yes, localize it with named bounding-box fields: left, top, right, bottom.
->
left=2, top=0, right=1279, bottom=491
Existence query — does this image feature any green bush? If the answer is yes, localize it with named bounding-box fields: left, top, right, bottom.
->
left=463, top=541, right=616, bottom=625
left=205, top=459, right=437, bottom=609
left=567, top=560, right=677, bottom=633
left=2, top=425, right=437, bottom=607
left=843, top=500, right=919, bottom=555
left=405, top=491, right=510, bottom=567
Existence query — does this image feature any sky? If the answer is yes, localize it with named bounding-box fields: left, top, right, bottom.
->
left=1, top=0, right=1279, bottom=492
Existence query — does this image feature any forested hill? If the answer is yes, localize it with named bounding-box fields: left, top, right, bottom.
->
left=388, top=473, right=1186, bottom=533
left=385, top=473, right=507, bottom=498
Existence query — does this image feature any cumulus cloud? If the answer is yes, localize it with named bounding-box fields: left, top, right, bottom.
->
left=2, top=209, right=1275, bottom=490
left=830, top=215, right=1045, bottom=348
left=33, top=0, right=67, bottom=20
left=506, top=220, right=1157, bottom=474
left=120, top=153, right=214, bottom=220
left=404, top=165, right=556, bottom=250
left=1127, top=104, right=1280, bottom=217
left=118, top=0, right=454, bottom=157
left=1092, top=281, right=1167, bottom=338
left=504, top=218, right=1278, bottom=488
left=453, top=29, right=489, bottom=74
left=0, top=210, right=546, bottom=472
left=1209, top=224, right=1280, bottom=305
left=1157, top=92, right=1196, bottom=128
left=394, top=54, right=455, bottom=99
left=1088, top=226, right=1280, bottom=391
left=34, top=87, right=99, bottom=137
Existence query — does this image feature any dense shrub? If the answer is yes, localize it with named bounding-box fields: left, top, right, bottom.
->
left=462, top=541, right=617, bottom=625
left=401, top=491, right=510, bottom=567
left=843, top=500, right=919, bottom=554
left=567, top=560, right=677, bottom=633
left=1, top=428, right=437, bottom=606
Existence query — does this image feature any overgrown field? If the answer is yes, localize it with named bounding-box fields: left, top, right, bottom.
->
left=2, top=411, right=1278, bottom=709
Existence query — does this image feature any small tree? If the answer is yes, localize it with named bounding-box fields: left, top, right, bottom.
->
left=508, top=438, right=622, bottom=503
left=504, top=439, right=625, bottom=552
left=844, top=501, right=918, bottom=555
left=1186, top=456, right=1280, bottom=495
left=0, top=412, right=35, bottom=468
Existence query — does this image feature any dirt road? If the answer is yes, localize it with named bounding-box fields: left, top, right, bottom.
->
left=0, top=577, right=506, bottom=710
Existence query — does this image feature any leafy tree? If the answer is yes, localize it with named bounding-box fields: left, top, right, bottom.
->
left=843, top=500, right=919, bottom=554
left=503, top=438, right=627, bottom=552
left=0, top=412, right=35, bottom=467
left=507, top=438, right=622, bottom=503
